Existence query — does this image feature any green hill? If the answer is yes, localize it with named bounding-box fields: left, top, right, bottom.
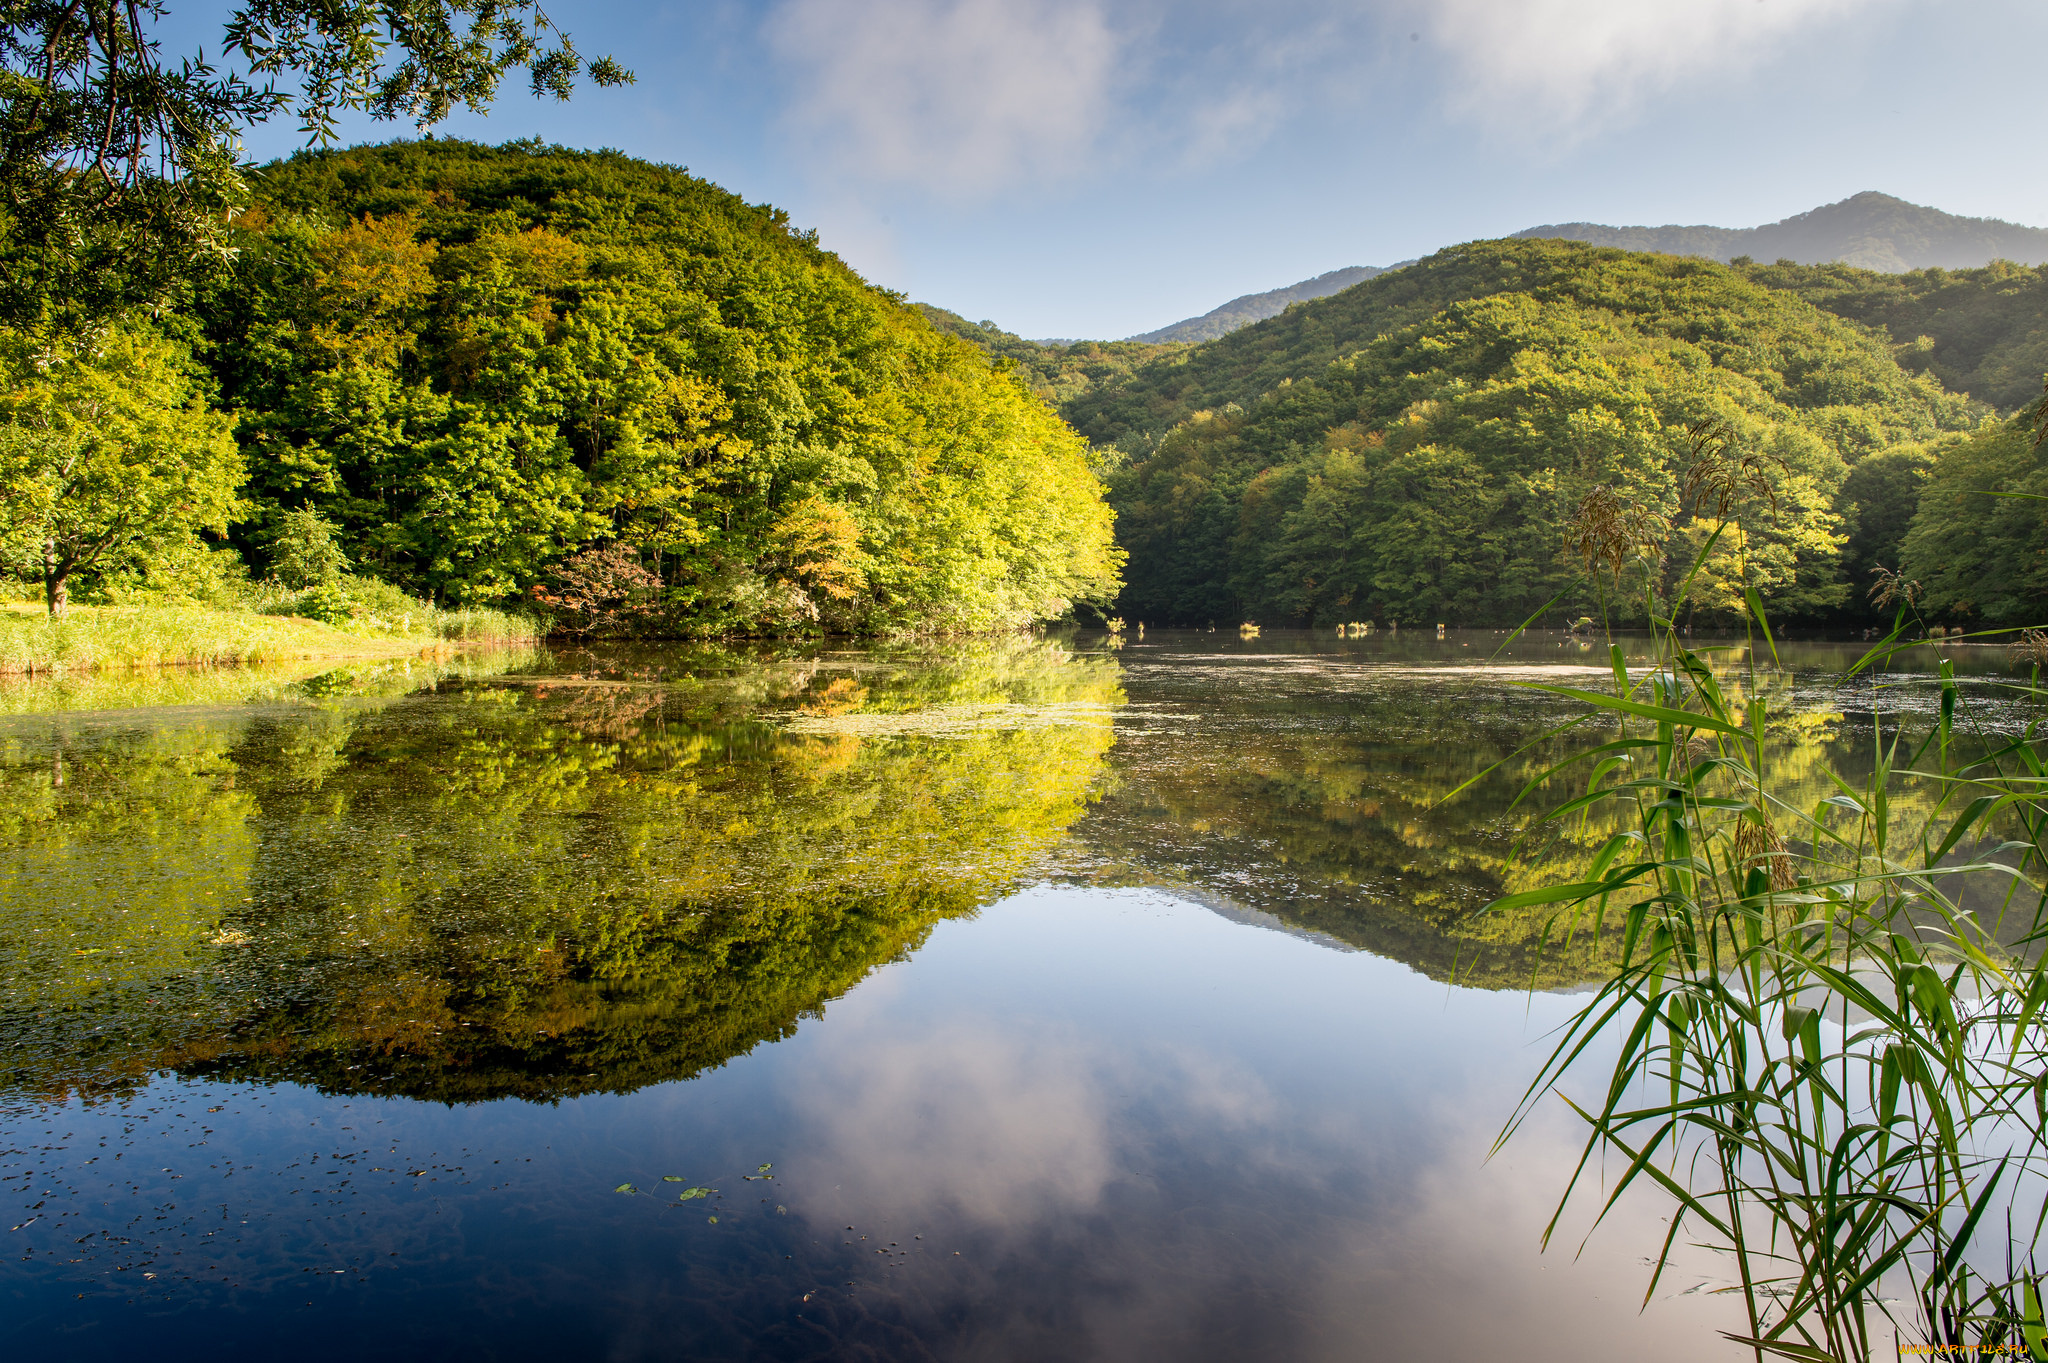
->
left=1731, top=258, right=2048, bottom=414
left=1096, top=193, right=2048, bottom=354
left=911, top=304, right=1177, bottom=412
left=189, top=139, right=1123, bottom=634
left=1074, top=238, right=1979, bottom=629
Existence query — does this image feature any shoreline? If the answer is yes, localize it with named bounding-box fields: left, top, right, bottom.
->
left=0, top=635, right=535, bottom=677
left=0, top=603, right=542, bottom=677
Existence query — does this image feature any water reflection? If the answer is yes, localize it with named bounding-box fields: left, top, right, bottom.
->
left=3, top=630, right=2006, bottom=1108
left=0, top=641, right=1120, bottom=1103
left=1076, top=634, right=1900, bottom=987
left=0, top=629, right=2015, bottom=1361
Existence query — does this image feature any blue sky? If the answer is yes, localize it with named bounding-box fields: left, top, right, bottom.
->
left=183, top=0, right=2048, bottom=340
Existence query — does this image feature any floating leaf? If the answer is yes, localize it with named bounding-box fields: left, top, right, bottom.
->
left=614, top=1183, right=638, bottom=1195
left=757, top=1163, right=772, bottom=1174
left=661, top=1176, right=683, bottom=1183
left=677, top=1186, right=712, bottom=1200
left=707, top=1216, right=717, bottom=1224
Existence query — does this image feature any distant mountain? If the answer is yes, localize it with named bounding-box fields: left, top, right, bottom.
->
left=1515, top=192, right=2048, bottom=272
left=1104, top=194, right=2048, bottom=353
left=1126, top=265, right=1387, bottom=344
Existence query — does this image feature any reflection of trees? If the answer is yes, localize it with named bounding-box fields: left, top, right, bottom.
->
left=1085, top=666, right=1866, bottom=989
left=0, top=643, right=1120, bottom=1102
left=0, top=644, right=540, bottom=717
left=0, top=722, right=257, bottom=1014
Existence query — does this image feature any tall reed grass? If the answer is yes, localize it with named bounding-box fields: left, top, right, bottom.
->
left=1482, top=451, right=2048, bottom=1362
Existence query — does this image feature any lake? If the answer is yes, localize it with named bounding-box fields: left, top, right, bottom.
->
left=0, top=629, right=2013, bottom=1361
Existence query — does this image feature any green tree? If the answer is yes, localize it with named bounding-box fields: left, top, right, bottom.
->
left=1835, top=442, right=1936, bottom=606
left=0, top=324, right=242, bottom=614
left=194, top=140, right=1125, bottom=627
left=267, top=504, right=350, bottom=587
left=0, top=1, right=629, bottom=335
left=1899, top=418, right=2048, bottom=625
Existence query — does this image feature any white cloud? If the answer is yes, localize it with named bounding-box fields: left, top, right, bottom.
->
left=766, top=0, right=1124, bottom=200
left=1414, top=0, right=1889, bottom=129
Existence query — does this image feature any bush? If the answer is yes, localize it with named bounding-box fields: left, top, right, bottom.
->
left=267, top=507, right=351, bottom=589
left=252, top=571, right=537, bottom=642
left=90, top=541, right=250, bottom=610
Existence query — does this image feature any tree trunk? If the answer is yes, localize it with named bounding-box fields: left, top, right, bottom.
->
left=43, top=539, right=67, bottom=618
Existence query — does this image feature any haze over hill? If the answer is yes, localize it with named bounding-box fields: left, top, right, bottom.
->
left=1104, top=193, right=2048, bottom=349
left=1516, top=192, right=2048, bottom=272
left=1125, top=266, right=1388, bottom=345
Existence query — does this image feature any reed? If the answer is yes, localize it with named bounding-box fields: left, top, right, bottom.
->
left=1483, top=464, right=2048, bottom=1361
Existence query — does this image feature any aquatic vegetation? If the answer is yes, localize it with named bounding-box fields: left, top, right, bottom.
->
left=1491, top=489, right=2048, bottom=1359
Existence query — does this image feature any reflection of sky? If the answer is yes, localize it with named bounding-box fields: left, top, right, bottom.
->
left=4, top=885, right=1752, bottom=1360
left=2, top=631, right=1997, bottom=1358
left=772, top=886, right=1750, bottom=1361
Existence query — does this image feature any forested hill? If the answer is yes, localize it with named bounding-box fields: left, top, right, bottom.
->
left=1517, top=192, right=2048, bottom=272
left=1082, top=238, right=1986, bottom=631
left=1729, top=258, right=2048, bottom=412
left=1090, top=193, right=2046, bottom=353
left=186, top=139, right=1123, bottom=632
left=1065, top=237, right=1962, bottom=450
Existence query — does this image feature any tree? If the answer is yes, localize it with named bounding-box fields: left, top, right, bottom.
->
left=267, top=504, right=348, bottom=587
left=1899, top=419, right=2048, bottom=625
left=0, top=2, right=629, bottom=335
left=0, top=325, right=243, bottom=614
left=192, top=140, right=1127, bottom=632
left=1835, top=442, right=1935, bottom=608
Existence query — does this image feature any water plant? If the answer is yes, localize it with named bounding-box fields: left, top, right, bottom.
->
left=1485, top=449, right=2048, bottom=1361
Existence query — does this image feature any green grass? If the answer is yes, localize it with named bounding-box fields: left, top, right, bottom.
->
left=0, top=643, right=543, bottom=714
left=0, top=602, right=541, bottom=675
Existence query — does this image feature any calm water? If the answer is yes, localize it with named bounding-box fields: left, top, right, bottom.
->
left=0, top=630, right=2021, bottom=1361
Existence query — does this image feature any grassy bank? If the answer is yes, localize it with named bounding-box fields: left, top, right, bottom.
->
left=0, top=644, right=542, bottom=714
left=0, top=602, right=540, bottom=674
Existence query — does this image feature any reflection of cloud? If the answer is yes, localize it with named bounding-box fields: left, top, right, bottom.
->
left=1413, top=0, right=1884, bottom=132
left=788, top=1004, right=1290, bottom=1231
left=792, top=1022, right=1119, bottom=1222
left=1308, top=1091, right=1748, bottom=1360
left=773, top=910, right=1746, bottom=1359
left=766, top=0, right=1122, bottom=200
left=782, top=1020, right=1747, bottom=1361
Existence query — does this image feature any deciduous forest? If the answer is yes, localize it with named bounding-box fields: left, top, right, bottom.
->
left=959, top=239, right=2046, bottom=631
left=5, top=140, right=1125, bottom=637
left=7, top=142, right=2044, bottom=638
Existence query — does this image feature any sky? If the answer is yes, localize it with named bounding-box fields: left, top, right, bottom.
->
left=177, top=0, right=2048, bottom=341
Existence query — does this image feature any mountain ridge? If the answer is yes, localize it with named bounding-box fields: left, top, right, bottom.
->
left=1515, top=191, right=2048, bottom=273
left=1092, top=192, right=2048, bottom=349
left=1124, top=265, right=1389, bottom=345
